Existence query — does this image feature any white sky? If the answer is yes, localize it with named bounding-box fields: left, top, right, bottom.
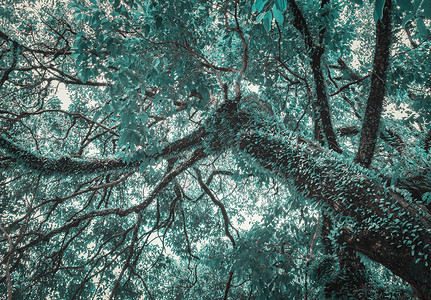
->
left=54, top=82, right=71, bottom=109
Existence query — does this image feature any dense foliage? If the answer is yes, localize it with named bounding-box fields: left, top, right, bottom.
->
left=1, top=0, right=431, bottom=298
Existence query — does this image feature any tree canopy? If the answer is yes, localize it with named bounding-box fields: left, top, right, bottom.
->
left=1, top=0, right=431, bottom=298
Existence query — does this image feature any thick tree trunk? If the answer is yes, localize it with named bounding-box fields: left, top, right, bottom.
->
left=310, top=51, right=342, bottom=153
left=238, top=128, right=431, bottom=298
left=355, top=0, right=392, bottom=167
left=285, top=2, right=353, bottom=292
left=3, top=99, right=431, bottom=297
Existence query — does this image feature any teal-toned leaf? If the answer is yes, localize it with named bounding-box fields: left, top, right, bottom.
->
left=140, top=112, right=148, bottom=123
left=272, top=6, right=284, bottom=25
left=113, top=0, right=121, bottom=8
left=424, top=0, right=431, bottom=18
left=352, top=0, right=363, bottom=4
left=198, top=87, right=210, bottom=100
left=252, top=0, right=267, bottom=13
left=139, top=159, right=149, bottom=173
left=275, top=0, right=287, bottom=11
left=397, top=0, right=414, bottom=11
left=256, top=12, right=265, bottom=23
left=81, top=68, right=91, bottom=83
left=413, top=0, right=423, bottom=10
left=417, top=17, right=429, bottom=38
left=93, top=110, right=101, bottom=122
left=262, top=11, right=272, bottom=32
left=422, top=192, right=431, bottom=205
left=129, top=131, right=141, bottom=150
left=402, top=13, right=414, bottom=27
left=374, top=0, right=386, bottom=21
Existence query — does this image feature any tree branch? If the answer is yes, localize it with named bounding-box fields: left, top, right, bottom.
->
left=0, top=127, right=206, bottom=175
left=5, top=148, right=206, bottom=264
left=0, top=41, right=19, bottom=88
left=223, top=271, right=234, bottom=300
left=195, top=168, right=236, bottom=247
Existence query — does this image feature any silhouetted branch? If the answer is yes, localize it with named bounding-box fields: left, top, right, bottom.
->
left=195, top=167, right=236, bottom=247
left=223, top=271, right=234, bottom=300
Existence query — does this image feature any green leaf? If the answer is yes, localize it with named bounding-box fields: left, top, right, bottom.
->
left=272, top=6, right=284, bottom=25
left=417, top=17, right=429, bottom=38
left=422, top=192, right=431, bottom=205
left=93, top=111, right=101, bottom=122
left=275, top=0, right=287, bottom=11
left=374, top=0, right=386, bottom=21
left=81, top=68, right=91, bottom=83
left=396, top=0, right=414, bottom=11
left=424, top=0, right=431, bottom=18
left=402, top=13, right=414, bottom=27
left=252, top=0, right=268, bottom=13
left=262, top=11, right=272, bottom=32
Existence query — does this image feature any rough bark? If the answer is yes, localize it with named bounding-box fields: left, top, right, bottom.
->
left=355, top=0, right=392, bottom=167
left=339, top=125, right=405, bottom=152
left=286, top=1, right=360, bottom=296
left=310, top=51, right=342, bottom=153
left=238, top=128, right=431, bottom=298
left=0, top=127, right=206, bottom=175
left=3, top=98, right=431, bottom=297
left=286, top=0, right=341, bottom=153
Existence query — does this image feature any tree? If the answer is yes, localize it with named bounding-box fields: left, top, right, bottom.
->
left=1, top=0, right=431, bottom=298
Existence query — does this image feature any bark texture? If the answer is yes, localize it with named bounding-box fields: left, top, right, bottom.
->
left=286, top=0, right=341, bottom=153
left=355, top=0, right=392, bottom=167
left=238, top=129, right=431, bottom=298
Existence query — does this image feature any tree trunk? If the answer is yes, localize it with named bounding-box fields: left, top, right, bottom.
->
left=355, top=0, right=392, bottom=167
left=238, top=128, right=431, bottom=298
left=286, top=0, right=341, bottom=153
